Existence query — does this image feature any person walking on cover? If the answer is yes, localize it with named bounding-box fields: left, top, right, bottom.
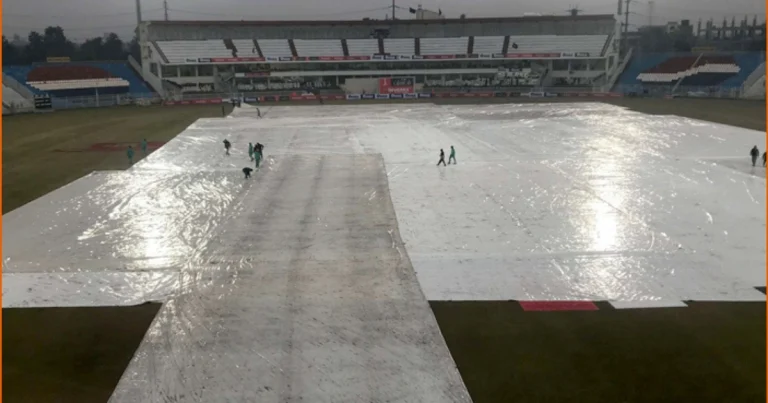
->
left=762, top=151, right=766, bottom=167
left=437, top=149, right=446, bottom=166
left=253, top=146, right=263, bottom=169
left=243, top=167, right=253, bottom=179
left=223, top=139, right=232, bottom=156
left=750, top=145, right=759, bottom=167
left=127, top=145, right=135, bottom=165
left=141, top=138, right=148, bottom=154
left=248, top=142, right=255, bottom=161
left=448, top=145, right=457, bottom=165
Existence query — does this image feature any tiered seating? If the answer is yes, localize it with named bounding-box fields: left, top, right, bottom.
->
left=156, top=40, right=232, bottom=63
left=97, top=63, right=153, bottom=94
left=507, top=35, right=608, bottom=56
left=723, top=53, right=763, bottom=87
left=637, top=56, right=740, bottom=86
left=28, top=78, right=129, bottom=91
left=28, top=65, right=110, bottom=81
left=257, top=39, right=293, bottom=57
left=383, top=38, right=415, bottom=55
left=420, top=37, right=469, bottom=55
left=617, top=52, right=763, bottom=90
left=346, top=39, right=379, bottom=56
left=3, top=63, right=152, bottom=98
left=232, top=39, right=259, bottom=56
left=26, top=65, right=129, bottom=95
left=293, top=39, right=343, bottom=57
left=473, top=36, right=504, bottom=54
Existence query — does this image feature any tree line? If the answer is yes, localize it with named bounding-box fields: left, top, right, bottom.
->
left=2, top=26, right=140, bottom=65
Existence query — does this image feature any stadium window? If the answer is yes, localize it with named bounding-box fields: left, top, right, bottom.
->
left=179, top=66, right=196, bottom=77
left=149, top=63, right=159, bottom=76
left=198, top=65, right=214, bottom=76
left=161, top=65, right=178, bottom=77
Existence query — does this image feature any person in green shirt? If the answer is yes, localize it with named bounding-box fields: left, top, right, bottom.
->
left=248, top=142, right=254, bottom=161
left=254, top=148, right=262, bottom=169
left=141, top=139, right=148, bottom=154
left=127, top=145, right=135, bottom=165
left=448, top=145, right=457, bottom=165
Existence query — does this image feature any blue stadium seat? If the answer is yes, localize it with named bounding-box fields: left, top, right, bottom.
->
left=616, top=52, right=763, bottom=92
left=2, top=62, right=154, bottom=98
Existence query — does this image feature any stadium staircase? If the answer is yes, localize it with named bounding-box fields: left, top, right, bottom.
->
left=2, top=84, right=33, bottom=111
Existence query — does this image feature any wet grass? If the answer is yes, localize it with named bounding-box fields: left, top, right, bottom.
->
left=3, top=104, right=232, bottom=213
left=3, top=304, right=162, bottom=403
left=432, top=301, right=766, bottom=403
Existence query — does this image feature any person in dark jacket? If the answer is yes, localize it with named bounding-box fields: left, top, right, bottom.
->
left=762, top=151, right=766, bottom=167
left=437, top=149, right=446, bottom=166
left=223, top=139, right=232, bottom=156
left=750, top=146, right=759, bottom=166
left=243, top=167, right=253, bottom=178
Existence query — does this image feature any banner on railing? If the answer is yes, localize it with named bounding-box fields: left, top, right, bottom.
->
left=200, top=55, right=372, bottom=63
left=176, top=52, right=595, bottom=65
left=436, top=92, right=494, bottom=98
left=235, top=72, right=271, bottom=77
left=164, top=98, right=223, bottom=106
left=379, top=77, right=415, bottom=94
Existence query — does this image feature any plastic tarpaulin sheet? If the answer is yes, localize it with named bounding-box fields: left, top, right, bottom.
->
left=4, top=102, right=765, bottom=401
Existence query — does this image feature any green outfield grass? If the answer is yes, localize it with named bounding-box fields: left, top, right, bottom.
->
left=3, top=104, right=232, bottom=213
left=432, top=301, right=766, bottom=403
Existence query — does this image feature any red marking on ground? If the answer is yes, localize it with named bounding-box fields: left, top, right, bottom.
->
left=53, top=141, right=166, bottom=153
left=518, top=301, right=599, bottom=311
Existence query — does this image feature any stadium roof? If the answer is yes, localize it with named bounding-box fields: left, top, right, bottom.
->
left=146, top=14, right=615, bottom=27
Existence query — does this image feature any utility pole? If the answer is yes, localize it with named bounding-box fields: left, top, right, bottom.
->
left=135, top=0, right=142, bottom=26
left=392, top=0, right=396, bottom=20
left=648, top=0, right=654, bottom=26
left=163, top=0, right=169, bottom=21
left=622, top=0, right=631, bottom=52
left=623, top=0, right=630, bottom=38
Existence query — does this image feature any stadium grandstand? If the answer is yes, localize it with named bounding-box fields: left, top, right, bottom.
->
left=3, top=60, right=153, bottom=111
left=135, top=15, right=620, bottom=99
left=2, top=12, right=764, bottom=113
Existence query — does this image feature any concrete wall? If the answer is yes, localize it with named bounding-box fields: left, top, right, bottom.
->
left=143, top=15, right=615, bottom=41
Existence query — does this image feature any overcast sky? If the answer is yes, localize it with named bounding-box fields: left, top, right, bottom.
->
left=3, top=0, right=765, bottom=41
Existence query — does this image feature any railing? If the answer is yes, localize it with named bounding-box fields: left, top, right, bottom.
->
left=614, top=84, right=744, bottom=99
left=604, top=47, right=633, bottom=92
left=3, top=83, right=757, bottom=115
left=2, top=72, right=36, bottom=101
left=131, top=55, right=167, bottom=97
left=671, top=53, right=704, bottom=94
left=741, top=61, right=765, bottom=96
